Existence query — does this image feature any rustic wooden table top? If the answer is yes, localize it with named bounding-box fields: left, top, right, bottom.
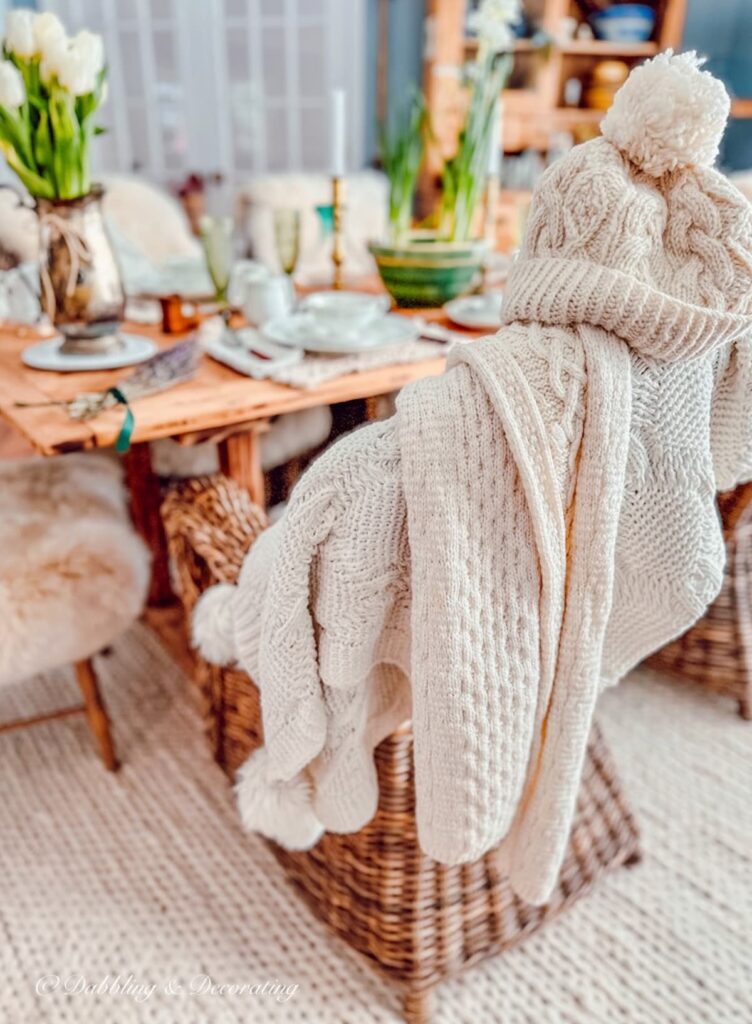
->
left=0, top=308, right=456, bottom=456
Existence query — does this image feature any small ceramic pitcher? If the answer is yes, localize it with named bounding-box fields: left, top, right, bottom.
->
left=243, top=274, right=293, bottom=326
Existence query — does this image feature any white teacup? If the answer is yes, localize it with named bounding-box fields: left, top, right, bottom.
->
left=303, top=291, right=389, bottom=336
left=243, top=274, right=293, bottom=326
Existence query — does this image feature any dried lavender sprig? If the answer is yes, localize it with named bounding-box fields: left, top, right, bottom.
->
left=67, top=339, right=200, bottom=422
left=117, top=338, right=200, bottom=403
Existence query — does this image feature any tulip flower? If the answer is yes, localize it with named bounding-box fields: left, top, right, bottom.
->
left=0, top=11, right=107, bottom=199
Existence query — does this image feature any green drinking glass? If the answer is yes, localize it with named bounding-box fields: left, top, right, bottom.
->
left=273, top=208, right=301, bottom=278
left=199, top=215, right=234, bottom=307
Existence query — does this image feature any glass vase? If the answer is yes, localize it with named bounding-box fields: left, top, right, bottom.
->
left=36, top=186, right=125, bottom=354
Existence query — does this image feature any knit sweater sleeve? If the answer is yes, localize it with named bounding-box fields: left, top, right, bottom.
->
left=711, top=338, right=752, bottom=490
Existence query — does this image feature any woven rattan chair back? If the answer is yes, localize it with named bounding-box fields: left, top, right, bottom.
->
left=163, top=475, right=640, bottom=1023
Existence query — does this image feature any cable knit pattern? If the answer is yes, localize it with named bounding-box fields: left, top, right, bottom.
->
left=503, top=133, right=752, bottom=358
left=193, top=53, right=752, bottom=905
left=401, top=355, right=544, bottom=862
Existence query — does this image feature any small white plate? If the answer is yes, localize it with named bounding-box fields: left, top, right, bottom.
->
left=204, top=326, right=303, bottom=380
left=262, top=312, right=418, bottom=354
left=21, top=333, right=157, bottom=372
left=444, top=292, right=504, bottom=331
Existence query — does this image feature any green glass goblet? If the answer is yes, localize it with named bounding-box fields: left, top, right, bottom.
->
left=199, top=215, right=234, bottom=311
left=273, top=208, right=301, bottom=279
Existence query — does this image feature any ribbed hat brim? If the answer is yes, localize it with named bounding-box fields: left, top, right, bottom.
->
left=502, top=257, right=752, bottom=361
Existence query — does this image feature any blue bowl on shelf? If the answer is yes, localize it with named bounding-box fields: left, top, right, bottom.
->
left=591, top=4, right=656, bottom=42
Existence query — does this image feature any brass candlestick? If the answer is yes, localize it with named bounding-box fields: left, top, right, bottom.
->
left=331, top=175, right=345, bottom=290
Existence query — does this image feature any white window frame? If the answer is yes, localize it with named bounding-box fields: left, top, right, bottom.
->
left=39, top=0, right=368, bottom=185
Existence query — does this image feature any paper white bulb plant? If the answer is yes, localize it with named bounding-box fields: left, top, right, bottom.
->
left=441, top=0, right=521, bottom=240
left=467, top=0, right=521, bottom=55
left=0, top=10, right=107, bottom=199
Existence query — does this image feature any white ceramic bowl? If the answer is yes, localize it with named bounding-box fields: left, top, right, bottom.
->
left=302, top=291, right=390, bottom=335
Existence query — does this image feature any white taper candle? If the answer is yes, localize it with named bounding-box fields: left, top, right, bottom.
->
left=330, top=88, right=346, bottom=177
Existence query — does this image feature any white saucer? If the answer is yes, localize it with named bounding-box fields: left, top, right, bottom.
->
left=21, top=333, right=157, bottom=372
left=444, top=292, right=504, bottom=331
left=262, top=312, right=418, bottom=354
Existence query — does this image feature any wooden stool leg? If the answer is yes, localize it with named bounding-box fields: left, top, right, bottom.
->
left=74, top=659, right=119, bottom=771
left=403, top=987, right=436, bottom=1024
left=123, top=442, right=173, bottom=606
left=218, top=426, right=268, bottom=509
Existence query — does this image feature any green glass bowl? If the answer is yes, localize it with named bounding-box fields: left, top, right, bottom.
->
left=369, top=234, right=488, bottom=308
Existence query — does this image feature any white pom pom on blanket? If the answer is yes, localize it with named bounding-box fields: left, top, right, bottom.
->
left=601, top=50, right=730, bottom=178
left=235, top=747, right=324, bottom=850
left=192, top=583, right=238, bottom=665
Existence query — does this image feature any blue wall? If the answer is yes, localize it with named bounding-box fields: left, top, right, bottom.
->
left=683, top=0, right=752, bottom=170
left=365, top=0, right=426, bottom=164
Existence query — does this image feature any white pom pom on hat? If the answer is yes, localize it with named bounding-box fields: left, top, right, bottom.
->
left=601, top=50, right=730, bottom=178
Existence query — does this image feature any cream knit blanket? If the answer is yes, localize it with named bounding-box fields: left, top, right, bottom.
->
left=417, top=327, right=632, bottom=898
left=194, top=317, right=752, bottom=905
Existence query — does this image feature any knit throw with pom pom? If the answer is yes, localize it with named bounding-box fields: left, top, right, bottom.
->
left=193, top=53, right=752, bottom=906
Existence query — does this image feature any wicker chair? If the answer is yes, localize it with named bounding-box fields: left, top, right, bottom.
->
left=162, top=475, right=640, bottom=1024
left=646, top=482, right=752, bottom=719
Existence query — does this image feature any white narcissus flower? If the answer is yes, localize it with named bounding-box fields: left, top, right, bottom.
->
left=468, top=0, right=521, bottom=53
left=34, top=12, right=67, bottom=58
left=0, top=60, right=25, bottom=109
left=4, top=10, right=36, bottom=59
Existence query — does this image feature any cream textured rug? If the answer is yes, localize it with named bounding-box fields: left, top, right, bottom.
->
left=0, top=624, right=750, bottom=1024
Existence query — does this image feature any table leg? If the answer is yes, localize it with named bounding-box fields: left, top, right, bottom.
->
left=218, top=426, right=267, bottom=508
left=123, top=442, right=173, bottom=606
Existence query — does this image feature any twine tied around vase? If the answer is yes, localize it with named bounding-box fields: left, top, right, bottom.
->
left=38, top=210, right=92, bottom=320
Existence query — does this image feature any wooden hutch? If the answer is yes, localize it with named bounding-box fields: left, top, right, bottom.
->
left=419, top=0, right=694, bottom=241
left=422, top=0, right=688, bottom=164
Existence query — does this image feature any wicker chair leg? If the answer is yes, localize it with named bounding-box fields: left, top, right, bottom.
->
left=403, top=987, right=437, bottom=1024
left=739, top=697, right=752, bottom=721
left=74, top=658, right=119, bottom=771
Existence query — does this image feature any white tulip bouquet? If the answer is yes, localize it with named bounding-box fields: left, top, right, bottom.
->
left=0, top=10, right=106, bottom=200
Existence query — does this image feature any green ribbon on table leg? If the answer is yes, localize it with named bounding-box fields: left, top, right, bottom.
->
left=109, top=387, right=135, bottom=453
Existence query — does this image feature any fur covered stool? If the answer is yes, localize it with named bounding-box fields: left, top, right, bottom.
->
left=0, top=454, right=151, bottom=769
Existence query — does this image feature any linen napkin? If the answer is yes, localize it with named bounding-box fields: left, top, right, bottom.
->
left=270, top=339, right=446, bottom=388
left=199, top=316, right=446, bottom=389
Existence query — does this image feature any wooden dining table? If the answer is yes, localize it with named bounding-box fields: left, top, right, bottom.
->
left=0, top=300, right=469, bottom=604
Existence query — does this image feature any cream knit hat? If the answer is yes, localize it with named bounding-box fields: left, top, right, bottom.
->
left=502, top=52, right=752, bottom=361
